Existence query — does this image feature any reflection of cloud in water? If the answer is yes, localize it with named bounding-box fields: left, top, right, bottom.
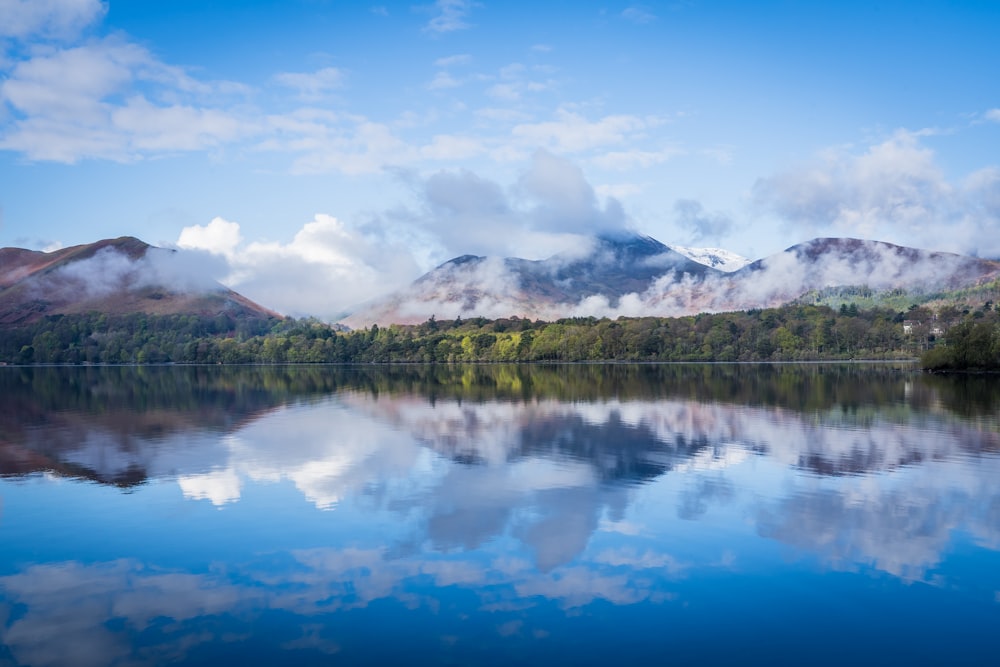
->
left=7, top=385, right=1000, bottom=585
left=0, top=546, right=691, bottom=666
left=344, top=393, right=998, bottom=479
left=182, top=400, right=428, bottom=510
left=757, top=456, right=1000, bottom=580
left=676, top=475, right=735, bottom=521
left=177, top=467, right=242, bottom=506
left=0, top=560, right=254, bottom=667
left=165, top=392, right=1000, bottom=578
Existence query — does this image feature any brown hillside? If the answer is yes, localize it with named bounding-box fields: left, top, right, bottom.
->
left=0, top=236, right=279, bottom=326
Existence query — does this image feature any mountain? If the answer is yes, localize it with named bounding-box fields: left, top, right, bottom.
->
left=342, top=235, right=1000, bottom=327
left=667, top=244, right=751, bottom=272
left=721, top=237, right=1000, bottom=308
left=0, top=236, right=278, bottom=326
left=340, top=233, right=718, bottom=328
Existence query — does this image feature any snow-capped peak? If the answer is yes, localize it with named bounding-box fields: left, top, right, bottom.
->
left=667, top=245, right=751, bottom=272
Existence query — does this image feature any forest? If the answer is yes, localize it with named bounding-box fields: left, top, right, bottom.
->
left=2, top=301, right=997, bottom=369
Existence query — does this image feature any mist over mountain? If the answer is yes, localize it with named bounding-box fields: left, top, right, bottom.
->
left=342, top=234, right=1000, bottom=328
left=341, top=233, right=711, bottom=327
left=4, top=234, right=997, bottom=330
left=0, top=237, right=277, bottom=326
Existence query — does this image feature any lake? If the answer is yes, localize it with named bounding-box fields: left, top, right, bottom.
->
left=1, top=363, right=999, bottom=666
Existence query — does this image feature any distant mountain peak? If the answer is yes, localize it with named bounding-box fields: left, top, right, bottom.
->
left=667, top=244, right=751, bottom=272
left=437, top=254, right=483, bottom=268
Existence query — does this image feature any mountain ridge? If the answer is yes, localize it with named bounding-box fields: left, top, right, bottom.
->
left=4, top=234, right=997, bottom=330
left=342, top=233, right=1000, bottom=328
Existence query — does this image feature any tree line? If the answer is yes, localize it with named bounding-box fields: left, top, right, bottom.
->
left=919, top=305, right=1000, bottom=371
left=4, top=302, right=988, bottom=366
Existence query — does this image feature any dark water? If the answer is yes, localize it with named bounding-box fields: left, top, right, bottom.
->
left=1, top=363, right=999, bottom=666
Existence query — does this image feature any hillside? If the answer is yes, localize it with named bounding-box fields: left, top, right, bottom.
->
left=0, top=236, right=278, bottom=326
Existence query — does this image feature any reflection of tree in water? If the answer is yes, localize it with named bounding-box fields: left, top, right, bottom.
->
left=1, top=363, right=997, bottom=487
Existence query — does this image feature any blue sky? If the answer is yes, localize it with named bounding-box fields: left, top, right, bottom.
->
left=2, top=0, right=999, bottom=317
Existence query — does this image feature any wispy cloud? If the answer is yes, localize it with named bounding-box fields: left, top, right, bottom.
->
left=273, top=67, right=344, bottom=100
left=511, top=109, right=663, bottom=154
left=423, top=0, right=480, bottom=34
left=0, top=0, right=106, bottom=41
left=673, top=199, right=734, bottom=243
left=753, top=130, right=1000, bottom=256
left=177, top=214, right=422, bottom=317
left=590, top=147, right=681, bottom=171
left=427, top=71, right=461, bottom=90
left=376, top=150, right=632, bottom=262
left=622, top=6, right=657, bottom=24
left=0, top=36, right=252, bottom=162
left=434, top=53, right=471, bottom=67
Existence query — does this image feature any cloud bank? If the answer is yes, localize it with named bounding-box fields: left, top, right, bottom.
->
left=177, top=215, right=422, bottom=318
left=754, top=130, right=1000, bottom=258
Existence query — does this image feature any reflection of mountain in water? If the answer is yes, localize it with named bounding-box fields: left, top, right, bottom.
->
left=517, top=409, right=703, bottom=483
left=1, top=363, right=999, bottom=601
left=0, top=366, right=341, bottom=485
left=2, top=364, right=998, bottom=489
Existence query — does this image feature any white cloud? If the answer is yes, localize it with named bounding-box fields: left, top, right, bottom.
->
left=399, top=167, right=516, bottom=257
left=622, top=6, right=657, bottom=24
left=753, top=129, right=1000, bottom=256
left=261, top=109, right=492, bottom=174
left=273, top=66, right=344, bottom=99
left=177, top=216, right=242, bottom=259
left=590, top=147, right=681, bottom=171
left=754, top=130, right=951, bottom=238
left=434, top=53, right=471, bottom=67
left=110, top=97, right=247, bottom=151
left=475, top=107, right=532, bottom=124
left=480, top=62, right=554, bottom=102
left=380, top=151, right=632, bottom=261
left=673, top=199, right=735, bottom=243
left=177, top=214, right=422, bottom=318
left=0, top=37, right=251, bottom=162
left=423, top=0, right=479, bottom=33
left=486, top=82, right=521, bottom=101
left=512, top=109, right=662, bottom=154
left=985, top=108, right=1000, bottom=123
left=0, top=0, right=106, bottom=41
left=29, top=243, right=224, bottom=304
left=262, top=110, right=416, bottom=175
left=517, top=149, right=627, bottom=234
left=486, top=81, right=552, bottom=102
left=362, top=153, right=628, bottom=270
left=419, top=133, right=483, bottom=160
left=427, top=71, right=461, bottom=90
left=595, top=183, right=643, bottom=200
left=701, top=146, right=735, bottom=165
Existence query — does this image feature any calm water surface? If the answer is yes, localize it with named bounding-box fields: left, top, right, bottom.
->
left=1, top=363, right=999, bottom=666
